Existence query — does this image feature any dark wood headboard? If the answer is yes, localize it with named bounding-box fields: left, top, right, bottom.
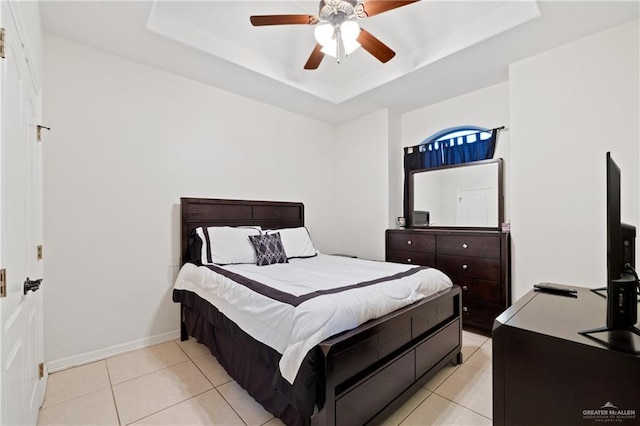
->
left=180, top=198, right=305, bottom=264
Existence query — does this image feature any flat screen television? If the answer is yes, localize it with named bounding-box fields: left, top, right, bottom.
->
left=581, top=152, right=639, bottom=337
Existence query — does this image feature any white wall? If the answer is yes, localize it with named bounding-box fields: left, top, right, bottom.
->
left=334, top=109, right=391, bottom=261
left=401, top=82, right=512, bottom=223
left=509, top=20, right=639, bottom=301
left=387, top=110, right=403, bottom=230
left=42, top=35, right=338, bottom=366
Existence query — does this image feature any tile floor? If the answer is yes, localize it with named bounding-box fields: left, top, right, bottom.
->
left=37, top=331, right=492, bottom=425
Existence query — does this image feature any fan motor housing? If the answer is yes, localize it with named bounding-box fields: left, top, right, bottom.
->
left=319, top=0, right=358, bottom=22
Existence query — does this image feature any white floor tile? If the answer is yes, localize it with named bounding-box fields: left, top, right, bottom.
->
left=42, top=361, right=111, bottom=408
left=112, top=361, right=213, bottom=424
left=107, top=341, right=189, bottom=384
left=465, top=339, right=492, bottom=372
left=434, top=363, right=493, bottom=419
left=38, top=387, right=118, bottom=425
left=400, top=393, right=491, bottom=426
left=38, top=337, right=496, bottom=426
left=423, top=362, right=460, bottom=392
left=131, top=389, right=244, bottom=425
left=175, top=338, right=211, bottom=360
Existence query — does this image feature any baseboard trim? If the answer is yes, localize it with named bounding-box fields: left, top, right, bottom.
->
left=46, top=330, right=181, bottom=373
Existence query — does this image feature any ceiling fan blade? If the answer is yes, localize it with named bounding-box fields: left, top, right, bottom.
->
left=357, top=29, right=395, bottom=63
left=359, top=0, right=419, bottom=18
left=304, top=44, right=325, bottom=70
left=250, top=15, right=318, bottom=26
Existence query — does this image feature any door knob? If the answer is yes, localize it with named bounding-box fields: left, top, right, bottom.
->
left=24, top=277, right=42, bottom=295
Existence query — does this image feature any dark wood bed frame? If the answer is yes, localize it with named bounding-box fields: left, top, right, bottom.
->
left=178, top=197, right=463, bottom=426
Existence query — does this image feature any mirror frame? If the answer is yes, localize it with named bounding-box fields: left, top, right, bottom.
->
left=408, top=158, right=504, bottom=230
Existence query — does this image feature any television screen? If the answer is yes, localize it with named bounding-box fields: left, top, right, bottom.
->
left=606, top=152, right=622, bottom=281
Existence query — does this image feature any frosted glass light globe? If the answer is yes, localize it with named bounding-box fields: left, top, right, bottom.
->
left=314, top=24, right=334, bottom=46
left=340, top=21, right=360, bottom=43
left=320, top=39, right=337, bottom=57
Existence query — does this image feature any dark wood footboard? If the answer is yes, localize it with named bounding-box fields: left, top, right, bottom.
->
left=312, top=285, right=462, bottom=426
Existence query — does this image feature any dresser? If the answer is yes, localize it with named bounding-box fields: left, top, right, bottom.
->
left=493, top=286, right=640, bottom=425
left=386, top=228, right=510, bottom=334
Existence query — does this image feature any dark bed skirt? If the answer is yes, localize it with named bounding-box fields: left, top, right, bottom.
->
left=173, top=289, right=322, bottom=426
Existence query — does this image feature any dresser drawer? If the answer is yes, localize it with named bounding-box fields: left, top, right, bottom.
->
left=387, top=250, right=436, bottom=267
left=451, top=276, right=502, bottom=305
left=437, top=235, right=501, bottom=258
left=437, top=254, right=500, bottom=282
left=387, top=232, right=436, bottom=253
left=461, top=299, right=505, bottom=330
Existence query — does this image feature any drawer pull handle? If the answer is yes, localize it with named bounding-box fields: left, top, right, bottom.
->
left=462, top=243, right=468, bottom=249
left=462, top=264, right=468, bottom=270
left=462, top=285, right=468, bottom=291
left=407, top=240, right=412, bottom=245
left=407, top=258, right=412, bottom=263
left=463, top=306, right=469, bottom=312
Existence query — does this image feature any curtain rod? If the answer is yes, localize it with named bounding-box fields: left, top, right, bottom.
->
left=422, top=126, right=508, bottom=143
left=406, top=126, right=507, bottom=153
left=426, top=126, right=507, bottom=142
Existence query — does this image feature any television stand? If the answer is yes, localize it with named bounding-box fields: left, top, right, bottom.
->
left=580, top=286, right=640, bottom=338
left=589, top=286, right=640, bottom=298
left=580, top=275, right=640, bottom=339
left=493, top=286, right=640, bottom=426
left=579, top=324, right=640, bottom=339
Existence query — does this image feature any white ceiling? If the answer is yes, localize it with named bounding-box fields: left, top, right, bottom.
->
left=40, top=1, right=639, bottom=124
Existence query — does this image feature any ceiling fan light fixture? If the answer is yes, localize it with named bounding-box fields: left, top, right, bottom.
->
left=343, top=38, right=361, bottom=55
left=340, top=20, right=361, bottom=55
left=251, top=0, right=410, bottom=69
left=320, top=39, right=338, bottom=57
left=314, top=23, right=335, bottom=46
left=340, top=20, right=360, bottom=43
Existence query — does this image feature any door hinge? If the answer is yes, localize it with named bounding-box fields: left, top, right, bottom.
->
left=37, top=245, right=43, bottom=260
left=0, top=269, right=6, bottom=298
left=0, top=28, right=5, bottom=59
left=39, top=362, right=45, bottom=379
left=36, top=125, right=50, bottom=142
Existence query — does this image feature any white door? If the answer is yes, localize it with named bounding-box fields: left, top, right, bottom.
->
left=456, top=187, right=498, bottom=227
left=0, top=1, right=46, bottom=424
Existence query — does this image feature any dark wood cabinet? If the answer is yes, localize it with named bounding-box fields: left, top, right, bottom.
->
left=386, top=228, right=510, bottom=334
left=493, top=287, right=640, bottom=426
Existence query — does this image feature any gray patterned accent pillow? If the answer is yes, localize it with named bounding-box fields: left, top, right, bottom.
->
left=249, top=232, right=289, bottom=266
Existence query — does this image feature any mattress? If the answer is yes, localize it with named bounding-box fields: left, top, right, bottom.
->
left=173, top=254, right=452, bottom=383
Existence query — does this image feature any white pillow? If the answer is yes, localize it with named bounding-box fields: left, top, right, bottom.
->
left=267, top=227, right=317, bottom=259
left=196, top=226, right=261, bottom=265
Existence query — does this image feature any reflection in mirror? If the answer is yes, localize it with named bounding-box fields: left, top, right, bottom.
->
left=410, top=159, right=502, bottom=228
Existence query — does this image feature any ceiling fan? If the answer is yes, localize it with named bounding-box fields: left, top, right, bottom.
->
left=250, top=0, right=419, bottom=70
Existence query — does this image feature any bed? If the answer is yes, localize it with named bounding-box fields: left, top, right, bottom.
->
left=173, top=197, right=463, bottom=426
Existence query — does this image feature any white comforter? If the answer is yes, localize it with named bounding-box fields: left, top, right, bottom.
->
left=173, top=254, right=452, bottom=383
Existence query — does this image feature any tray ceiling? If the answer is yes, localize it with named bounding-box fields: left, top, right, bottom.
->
left=41, top=1, right=639, bottom=124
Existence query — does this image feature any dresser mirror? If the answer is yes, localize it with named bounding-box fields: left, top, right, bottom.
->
left=409, top=158, right=503, bottom=228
